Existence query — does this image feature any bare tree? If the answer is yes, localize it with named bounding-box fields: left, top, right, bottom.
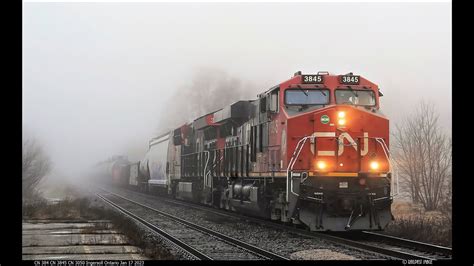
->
left=22, top=138, right=52, bottom=201
left=439, top=171, right=452, bottom=222
left=392, top=101, right=452, bottom=211
left=156, top=68, right=258, bottom=133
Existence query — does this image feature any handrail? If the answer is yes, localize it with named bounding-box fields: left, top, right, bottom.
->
left=203, top=150, right=210, bottom=189
left=179, top=136, right=397, bottom=200
left=182, top=144, right=251, bottom=179
left=375, top=138, right=399, bottom=197
left=181, top=144, right=248, bottom=156
left=286, top=136, right=313, bottom=202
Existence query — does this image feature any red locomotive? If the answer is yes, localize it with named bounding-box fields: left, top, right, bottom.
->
left=103, top=71, right=394, bottom=231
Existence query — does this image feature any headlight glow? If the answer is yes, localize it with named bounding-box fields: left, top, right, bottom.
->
left=316, top=161, right=326, bottom=170
left=338, top=119, right=346, bottom=126
left=370, top=161, right=379, bottom=170
left=338, top=111, right=346, bottom=118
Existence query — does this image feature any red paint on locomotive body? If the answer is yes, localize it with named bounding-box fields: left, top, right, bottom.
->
left=273, top=74, right=389, bottom=175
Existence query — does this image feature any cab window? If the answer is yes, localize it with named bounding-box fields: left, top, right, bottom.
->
left=285, top=89, right=329, bottom=105
left=335, top=89, right=375, bottom=106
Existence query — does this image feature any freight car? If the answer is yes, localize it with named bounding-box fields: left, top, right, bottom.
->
left=106, top=71, right=395, bottom=231
left=94, top=155, right=131, bottom=186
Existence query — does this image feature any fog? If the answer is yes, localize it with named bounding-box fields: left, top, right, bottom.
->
left=22, top=2, right=451, bottom=185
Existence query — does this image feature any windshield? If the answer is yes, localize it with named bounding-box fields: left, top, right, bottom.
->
left=285, top=89, right=330, bottom=105
left=335, top=89, right=375, bottom=106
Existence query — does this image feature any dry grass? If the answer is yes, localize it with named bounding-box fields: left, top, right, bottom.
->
left=384, top=201, right=452, bottom=247
left=80, top=222, right=112, bottom=234
left=22, top=197, right=102, bottom=220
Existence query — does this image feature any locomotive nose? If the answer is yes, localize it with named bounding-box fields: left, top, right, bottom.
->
left=309, top=106, right=390, bottom=173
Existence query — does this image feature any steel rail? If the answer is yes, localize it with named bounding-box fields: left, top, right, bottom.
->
left=100, top=189, right=289, bottom=260
left=361, top=231, right=452, bottom=257
left=100, top=186, right=450, bottom=261
left=96, top=193, right=213, bottom=260
left=317, top=232, right=437, bottom=260
left=173, top=196, right=447, bottom=260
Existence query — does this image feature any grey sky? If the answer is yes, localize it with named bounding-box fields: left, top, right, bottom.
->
left=22, top=2, right=451, bottom=182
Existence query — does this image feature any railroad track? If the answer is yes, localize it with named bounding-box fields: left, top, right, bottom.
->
left=347, top=231, right=451, bottom=259
left=96, top=191, right=288, bottom=260
left=321, top=231, right=450, bottom=261
left=99, top=186, right=452, bottom=261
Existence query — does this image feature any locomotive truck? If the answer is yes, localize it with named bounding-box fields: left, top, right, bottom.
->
left=103, top=71, right=394, bottom=231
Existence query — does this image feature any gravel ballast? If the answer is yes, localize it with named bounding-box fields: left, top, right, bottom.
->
left=96, top=186, right=391, bottom=260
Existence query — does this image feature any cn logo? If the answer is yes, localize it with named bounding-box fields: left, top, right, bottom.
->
left=310, top=132, right=369, bottom=156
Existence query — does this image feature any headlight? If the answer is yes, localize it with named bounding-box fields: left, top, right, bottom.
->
left=316, top=161, right=326, bottom=170
left=370, top=161, right=379, bottom=170
left=337, top=111, right=346, bottom=126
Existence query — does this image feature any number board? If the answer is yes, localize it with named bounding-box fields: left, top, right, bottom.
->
left=302, top=75, right=324, bottom=84
left=340, top=75, right=360, bottom=85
